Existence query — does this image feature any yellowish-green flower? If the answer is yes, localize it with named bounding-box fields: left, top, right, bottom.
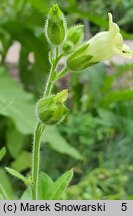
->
left=66, top=13, right=133, bottom=71
left=88, top=13, right=132, bottom=62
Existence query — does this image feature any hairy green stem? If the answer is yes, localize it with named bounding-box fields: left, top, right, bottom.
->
left=44, top=61, right=56, bottom=97
left=53, top=67, right=68, bottom=82
left=32, top=48, right=63, bottom=200
left=32, top=122, right=45, bottom=200
left=44, top=52, right=63, bottom=97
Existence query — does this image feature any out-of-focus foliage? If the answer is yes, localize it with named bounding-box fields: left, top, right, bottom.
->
left=82, top=0, right=133, bottom=33
left=0, top=0, right=50, bottom=96
left=0, top=0, right=133, bottom=199
left=67, top=167, right=128, bottom=200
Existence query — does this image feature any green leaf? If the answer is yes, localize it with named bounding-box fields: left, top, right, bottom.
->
left=38, top=172, right=53, bottom=200
left=100, top=89, right=133, bottom=107
left=46, top=169, right=73, bottom=200
left=6, top=124, right=28, bottom=158
left=128, top=194, right=133, bottom=200
left=0, top=184, right=9, bottom=200
left=0, top=66, right=36, bottom=134
left=20, top=187, right=32, bottom=200
left=0, top=147, right=6, bottom=161
left=5, top=167, right=27, bottom=184
left=0, top=68, right=82, bottom=160
left=19, top=35, right=49, bottom=95
left=0, top=168, right=16, bottom=199
left=11, top=151, right=32, bottom=172
left=71, top=10, right=108, bottom=28
left=28, top=0, right=50, bottom=13
left=98, top=108, right=133, bottom=136
left=44, top=127, right=82, bottom=160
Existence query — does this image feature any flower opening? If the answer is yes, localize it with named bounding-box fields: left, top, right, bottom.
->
left=87, top=13, right=133, bottom=63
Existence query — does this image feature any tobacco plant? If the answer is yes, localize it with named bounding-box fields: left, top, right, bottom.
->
left=1, top=4, right=132, bottom=200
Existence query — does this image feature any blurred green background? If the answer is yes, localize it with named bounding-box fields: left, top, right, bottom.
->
left=1, top=0, right=133, bottom=199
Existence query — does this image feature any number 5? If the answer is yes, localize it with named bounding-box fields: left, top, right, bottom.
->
left=121, top=203, right=127, bottom=211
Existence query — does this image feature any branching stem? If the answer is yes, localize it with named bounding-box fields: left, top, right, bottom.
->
left=31, top=48, right=65, bottom=200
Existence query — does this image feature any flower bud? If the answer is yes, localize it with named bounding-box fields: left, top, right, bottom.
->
left=37, top=90, right=69, bottom=125
left=62, top=41, right=74, bottom=55
left=66, top=43, right=93, bottom=71
left=45, top=4, right=66, bottom=46
left=62, top=25, right=84, bottom=54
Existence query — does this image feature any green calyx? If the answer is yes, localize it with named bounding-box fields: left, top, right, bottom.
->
left=66, top=43, right=93, bottom=71
left=62, top=25, right=84, bottom=54
left=45, top=4, right=66, bottom=46
left=37, top=90, right=69, bottom=125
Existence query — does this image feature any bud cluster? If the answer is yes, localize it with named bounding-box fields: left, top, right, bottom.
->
left=45, top=5, right=132, bottom=72
left=45, top=4, right=84, bottom=53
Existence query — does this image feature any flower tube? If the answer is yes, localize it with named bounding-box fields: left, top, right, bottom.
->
left=66, top=13, right=133, bottom=71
